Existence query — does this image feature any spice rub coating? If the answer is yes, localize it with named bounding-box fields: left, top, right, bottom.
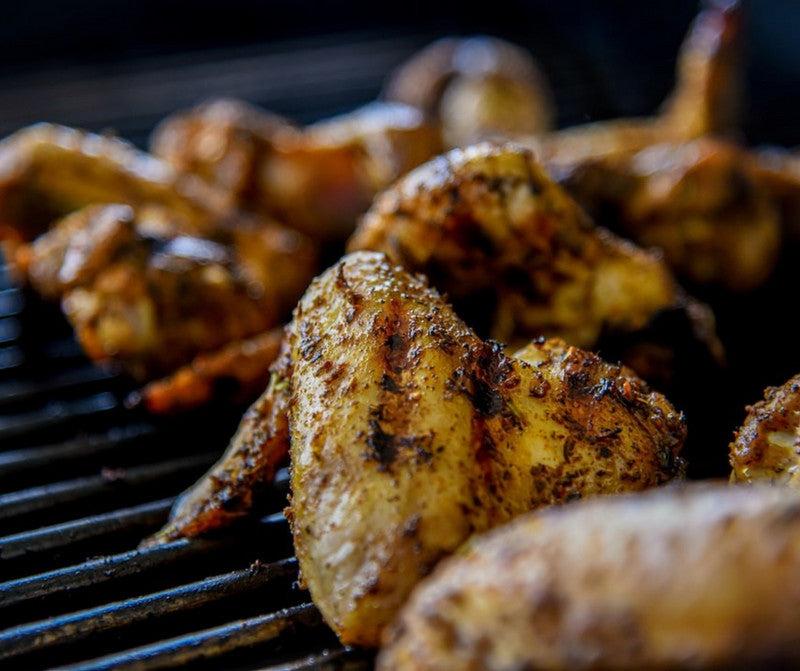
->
left=379, top=483, right=800, bottom=671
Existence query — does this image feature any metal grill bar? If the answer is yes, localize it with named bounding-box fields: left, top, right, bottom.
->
left=0, top=423, right=157, bottom=478
left=0, top=365, right=115, bottom=408
left=0, top=289, right=23, bottom=317
left=0, top=537, right=229, bottom=608
left=0, top=497, right=172, bottom=560
left=52, top=603, right=326, bottom=671
left=256, top=648, right=374, bottom=671
left=0, top=453, right=216, bottom=520
left=0, top=392, right=119, bottom=443
left=0, top=558, right=298, bottom=660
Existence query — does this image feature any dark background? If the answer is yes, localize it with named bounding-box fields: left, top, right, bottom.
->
left=1, top=0, right=798, bottom=146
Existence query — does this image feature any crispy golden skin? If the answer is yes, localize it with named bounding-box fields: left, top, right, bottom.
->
left=383, top=36, right=555, bottom=148
left=151, top=99, right=442, bottom=240
left=555, top=138, right=782, bottom=291
left=22, top=203, right=316, bottom=380
left=348, top=143, right=680, bottom=351
left=147, top=251, right=686, bottom=648
left=0, top=123, right=231, bottom=252
left=730, top=374, right=800, bottom=485
left=379, top=482, right=800, bottom=671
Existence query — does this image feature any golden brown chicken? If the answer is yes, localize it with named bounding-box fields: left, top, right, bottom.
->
left=730, top=373, right=800, bottom=485
left=146, top=251, right=687, bottom=648
left=20, top=203, right=316, bottom=381
left=382, top=35, right=555, bottom=148
left=554, top=138, right=782, bottom=291
left=0, top=122, right=232, bottom=257
left=151, top=99, right=442, bottom=241
left=379, top=482, right=800, bottom=671
left=347, top=143, right=721, bottom=381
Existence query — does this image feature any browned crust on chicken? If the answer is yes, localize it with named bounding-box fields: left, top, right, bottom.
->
left=134, top=327, right=284, bottom=414
left=0, top=123, right=231, bottom=252
left=730, top=374, right=800, bottom=485
left=151, top=100, right=442, bottom=240
left=23, top=203, right=316, bottom=380
left=286, top=252, right=683, bottom=646
left=348, top=143, right=679, bottom=350
left=379, top=482, right=800, bottom=671
left=143, top=338, right=293, bottom=546
left=554, top=138, right=782, bottom=291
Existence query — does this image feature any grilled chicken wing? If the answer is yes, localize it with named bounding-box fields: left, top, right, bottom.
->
left=379, top=482, right=800, bottom=671
left=730, top=373, right=800, bottom=485
left=347, top=143, right=720, bottom=377
left=0, top=123, right=231, bottom=258
left=151, top=99, right=442, bottom=241
left=148, top=251, right=686, bottom=647
left=382, top=36, right=555, bottom=148
left=555, top=138, right=782, bottom=291
left=22, top=203, right=316, bottom=381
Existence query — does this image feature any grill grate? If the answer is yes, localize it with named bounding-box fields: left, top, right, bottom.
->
left=1, top=14, right=799, bottom=670
left=0, top=270, right=366, bottom=668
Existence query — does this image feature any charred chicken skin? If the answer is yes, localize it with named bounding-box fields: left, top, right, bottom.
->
left=730, top=373, right=800, bottom=486
left=379, top=482, right=800, bottom=671
left=151, top=99, right=442, bottom=241
left=20, top=203, right=316, bottom=381
left=347, top=142, right=722, bottom=388
left=147, top=251, right=686, bottom=647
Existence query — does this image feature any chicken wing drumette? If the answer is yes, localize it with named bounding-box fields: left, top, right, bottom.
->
left=20, top=203, right=316, bottom=382
left=151, top=99, right=442, bottom=241
left=146, top=251, right=686, bottom=647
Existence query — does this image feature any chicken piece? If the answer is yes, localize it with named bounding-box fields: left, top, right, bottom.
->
left=730, top=373, right=800, bottom=485
left=133, top=327, right=284, bottom=415
left=147, top=251, right=686, bottom=648
left=555, top=138, right=782, bottom=291
left=379, top=482, right=800, bottom=671
left=0, top=123, right=232, bottom=258
left=382, top=36, right=555, bottom=148
left=151, top=99, right=442, bottom=241
left=349, top=143, right=700, bottom=352
left=752, top=146, right=800, bottom=242
left=22, top=203, right=316, bottom=380
left=526, top=0, right=744, bottom=173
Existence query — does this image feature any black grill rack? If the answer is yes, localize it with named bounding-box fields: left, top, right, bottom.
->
left=2, top=15, right=799, bottom=670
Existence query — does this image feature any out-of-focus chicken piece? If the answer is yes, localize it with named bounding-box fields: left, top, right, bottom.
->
left=134, top=327, right=284, bottom=415
left=350, top=143, right=679, bottom=350
left=0, top=123, right=232, bottom=255
left=23, top=203, right=316, bottom=380
left=659, top=0, right=744, bottom=139
left=751, top=146, right=800, bottom=242
left=383, top=36, right=555, bottom=148
left=556, top=138, right=781, bottom=291
left=147, top=251, right=686, bottom=646
left=379, top=482, right=800, bottom=671
left=525, top=0, right=744, bottom=173
left=151, top=99, right=442, bottom=241
left=730, top=373, right=800, bottom=485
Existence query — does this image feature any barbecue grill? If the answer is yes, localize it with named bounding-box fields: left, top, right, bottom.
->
left=2, top=6, right=800, bottom=669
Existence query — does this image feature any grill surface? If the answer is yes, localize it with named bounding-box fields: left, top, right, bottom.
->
left=2, top=13, right=800, bottom=670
